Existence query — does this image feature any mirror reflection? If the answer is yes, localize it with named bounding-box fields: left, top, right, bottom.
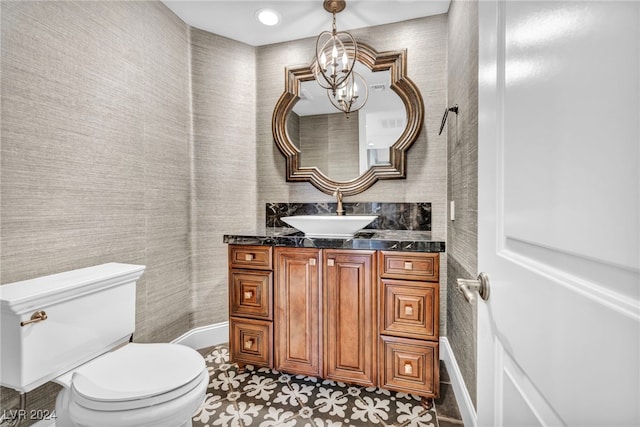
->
left=287, top=63, right=406, bottom=182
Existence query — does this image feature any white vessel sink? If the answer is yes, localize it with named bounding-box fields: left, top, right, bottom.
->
left=281, top=215, right=378, bottom=238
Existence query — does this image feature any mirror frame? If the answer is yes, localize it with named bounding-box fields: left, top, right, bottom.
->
left=272, top=42, right=424, bottom=196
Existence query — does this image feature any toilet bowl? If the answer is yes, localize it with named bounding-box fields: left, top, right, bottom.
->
left=54, top=343, right=208, bottom=427
left=0, top=263, right=208, bottom=427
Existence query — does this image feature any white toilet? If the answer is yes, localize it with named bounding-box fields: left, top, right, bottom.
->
left=0, top=263, right=209, bottom=427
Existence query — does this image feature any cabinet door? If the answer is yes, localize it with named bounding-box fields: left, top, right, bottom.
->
left=323, top=249, right=377, bottom=387
left=274, top=247, right=322, bottom=377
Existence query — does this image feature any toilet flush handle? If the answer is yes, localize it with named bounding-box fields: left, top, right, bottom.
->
left=20, top=310, right=48, bottom=327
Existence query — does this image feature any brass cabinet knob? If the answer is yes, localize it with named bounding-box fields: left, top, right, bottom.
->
left=244, top=338, right=254, bottom=350
left=404, top=262, right=413, bottom=270
left=244, top=253, right=254, bottom=261
left=404, top=362, right=413, bottom=375
left=404, top=306, right=414, bottom=316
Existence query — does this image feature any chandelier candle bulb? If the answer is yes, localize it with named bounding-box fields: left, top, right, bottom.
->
left=314, top=0, right=358, bottom=96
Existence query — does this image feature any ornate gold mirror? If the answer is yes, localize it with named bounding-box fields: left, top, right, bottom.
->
left=272, top=42, right=424, bottom=196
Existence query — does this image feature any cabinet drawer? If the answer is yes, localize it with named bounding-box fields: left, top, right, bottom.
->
left=380, top=279, right=438, bottom=340
left=230, top=270, right=273, bottom=320
left=229, top=245, right=273, bottom=270
left=230, top=317, right=273, bottom=368
left=379, top=251, right=439, bottom=281
left=379, top=336, right=439, bottom=397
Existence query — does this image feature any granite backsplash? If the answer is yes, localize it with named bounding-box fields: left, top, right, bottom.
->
left=266, top=203, right=431, bottom=231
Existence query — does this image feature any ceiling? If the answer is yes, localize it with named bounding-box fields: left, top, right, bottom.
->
left=161, top=1, right=451, bottom=46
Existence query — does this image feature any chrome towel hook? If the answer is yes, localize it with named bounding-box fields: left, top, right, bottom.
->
left=438, top=104, right=459, bottom=135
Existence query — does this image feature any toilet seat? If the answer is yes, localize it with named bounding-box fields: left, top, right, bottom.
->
left=69, top=343, right=207, bottom=411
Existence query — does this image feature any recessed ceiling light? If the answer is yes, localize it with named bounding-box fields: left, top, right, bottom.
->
left=256, top=9, right=280, bottom=26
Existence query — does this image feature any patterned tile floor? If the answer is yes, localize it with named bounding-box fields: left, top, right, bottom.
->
left=193, top=344, right=463, bottom=427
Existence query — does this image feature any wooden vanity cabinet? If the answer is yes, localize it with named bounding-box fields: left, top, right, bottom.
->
left=228, top=245, right=440, bottom=403
left=378, top=251, right=440, bottom=405
left=229, top=245, right=274, bottom=369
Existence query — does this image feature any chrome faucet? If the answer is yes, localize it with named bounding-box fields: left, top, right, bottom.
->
left=333, top=188, right=345, bottom=216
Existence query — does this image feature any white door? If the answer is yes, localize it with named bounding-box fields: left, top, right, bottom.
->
left=477, top=1, right=640, bottom=426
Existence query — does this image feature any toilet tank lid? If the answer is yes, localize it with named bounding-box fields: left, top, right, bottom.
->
left=0, top=263, right=145, bottom=315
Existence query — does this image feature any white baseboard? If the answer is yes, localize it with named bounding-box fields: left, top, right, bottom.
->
left=440, top=336, right=477, bottom=427
left=171, top=321, right=229, bottom=349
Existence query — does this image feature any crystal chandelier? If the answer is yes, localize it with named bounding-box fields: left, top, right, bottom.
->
left=314, top=0, right=357, bottom=97
left=328, top=71, right=369, bottom=118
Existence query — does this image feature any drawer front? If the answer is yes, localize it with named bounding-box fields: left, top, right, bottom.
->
left=229, top=245, right=273, bottom=270
left=380, top=279, right=438, bottom=340
left=230, top=270, right=273, bottom=320
left=230, top=317, right=273, bottom=368
left=379, top=336, right=439, bottom=397
left=379, top=251, right=439, bottom=281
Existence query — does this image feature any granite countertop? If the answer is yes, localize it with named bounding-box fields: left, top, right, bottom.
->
left=223, top=227, right=445, bottom=253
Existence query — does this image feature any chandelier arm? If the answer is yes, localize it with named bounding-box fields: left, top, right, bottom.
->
left=314, top=35, right=357, bottom=90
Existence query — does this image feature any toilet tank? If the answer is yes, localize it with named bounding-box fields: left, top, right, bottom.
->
left=0, top=263, right=145, bottom=393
